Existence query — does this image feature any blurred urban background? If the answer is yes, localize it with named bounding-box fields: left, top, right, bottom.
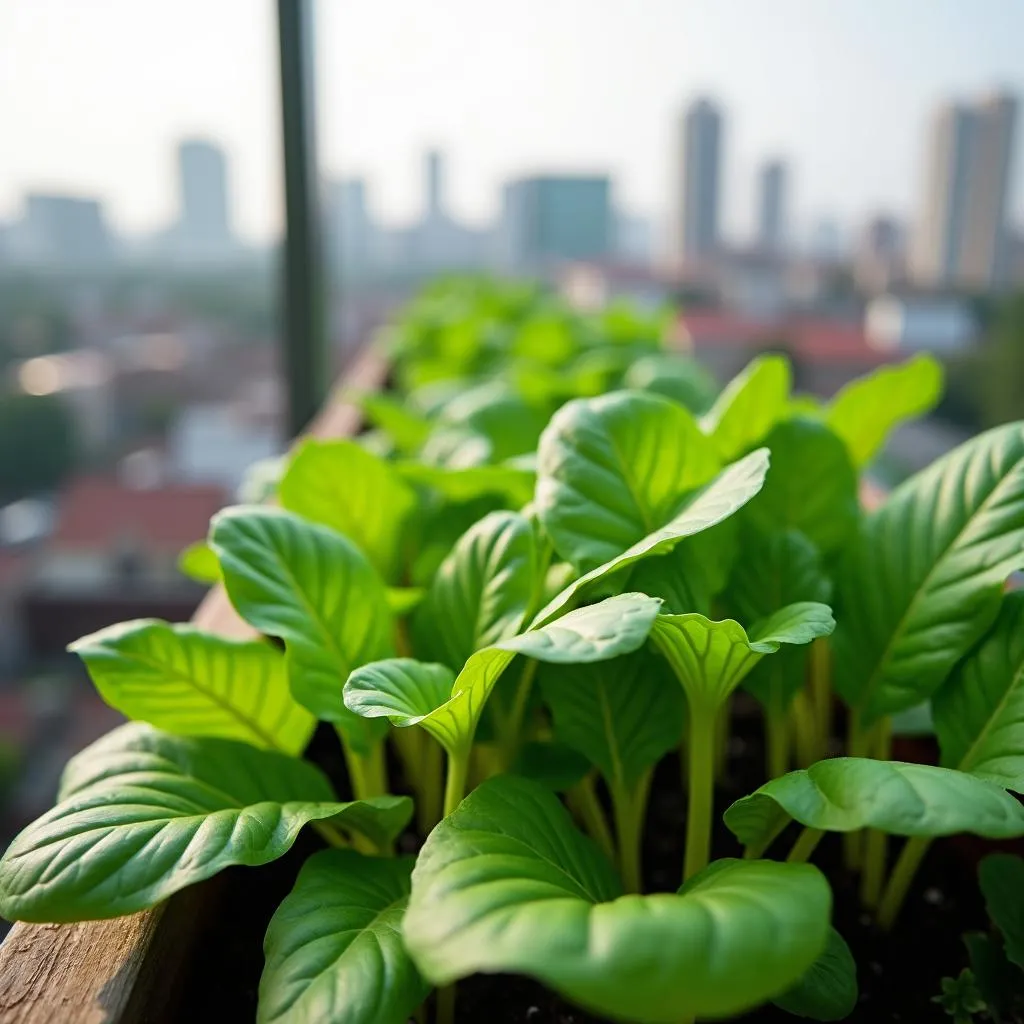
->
left=0, top=0, right=1023, bottom=894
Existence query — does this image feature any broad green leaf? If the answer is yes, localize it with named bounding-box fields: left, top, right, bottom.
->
left=278, top=440, right=416, bottom=581
left=627, top=520, right=738, bottom=616
left=624, top=353, right=719, bottom=414
left=534, top=448, right=770, bottom=626
left=728, top=528, right=832, bottom=625
left=258, top=850, right=427, bottom=1024
left=397, top=460, right=534, bottom=508
left=978, top=853, right=1024, bottom=970
left=536, top=390, right=720, bottom=573
left=345, top=594, right=661, bottom=755
left=827, top=354, right=943, bottom=467
left=933, top=591, right=1024, bottom=792
left=413, top=511, right=537, bottom=670
left=725, top=758, right=1024, bottom=857
left=650, top=603, right=835, bottom=713
left=69, top=620, right=314, bottom=755
left=727, top=529, right=832, bottom=708
left=772, top=928, right=859, bottom=1021
left=511, top=740, right=591, bottom=791
left=352, top=390, right=432, bottom=455
left=405, top=775, right=831, bottom=1023
left=419, top=423, right=493, bottom=468
left=744, top=419, right=859, bottom=557
left=699, top=354, right=791, bottom=460
left=440, top=380, right=548, bottom=462
left=209, top=506, right=392, bottom=748
left=0, top=723, right=412, bottom=922
left=178, top=540, right=221, bottom=584
left=539, top=648, right=684, bottom=790
left=833, top=423, right=1024, bottom=723
left=386, top=586, right=424, bottom=616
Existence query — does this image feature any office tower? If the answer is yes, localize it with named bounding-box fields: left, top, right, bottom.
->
left=757, top=160, right=787, bottom=252
left=501, top=175, right=613, bottom=271
left=855, top=215, right=905, bottom=292
left=912, top=93, right=1018, bottom=289
left=961, top=94, right=1018, bottom=287
left=326, top=178, right=374, bottom=278
left=176, top=139, right=234, bottom=257
left=676, top=97, right=723, bottom=262
left=20, top=195, right=113, bottom=267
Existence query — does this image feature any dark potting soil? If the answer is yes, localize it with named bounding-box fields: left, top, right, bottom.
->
left=172, top=716, right=1011, bottom=1024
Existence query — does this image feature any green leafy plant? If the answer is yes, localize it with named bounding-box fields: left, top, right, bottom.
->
left=4, top=279, right=1023, bottom=1024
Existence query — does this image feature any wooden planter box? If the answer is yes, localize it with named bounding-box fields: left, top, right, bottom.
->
left=0, top=350, right=388, bottom=1024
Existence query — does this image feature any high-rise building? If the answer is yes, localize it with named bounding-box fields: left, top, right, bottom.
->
left=501, top=175, right=613, bottom=271
left=675, top=97, right=723, bottom=263
left=912, top=92, right=1018, bottom=290
left=175, top=139, right=234, bottom=259
left=757, top=160, right=787, bottom=253
left=16, top=194, right=113, bottom=267
left=326, top=178, right=375, bottom=278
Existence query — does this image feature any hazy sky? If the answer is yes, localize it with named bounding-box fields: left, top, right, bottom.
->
left=2, top=0, right=1023, bottom=246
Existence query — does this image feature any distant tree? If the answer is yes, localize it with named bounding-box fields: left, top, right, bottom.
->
left=0, top=393, right=78, bottom=502
left=944, top=290, right=1024, bottom=431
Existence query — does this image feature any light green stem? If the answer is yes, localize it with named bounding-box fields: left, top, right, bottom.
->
left=569, top=773, right=617, bottom=863
left=787, top=827, right=824, bottom=864
left=341, top=734, right=388, bottom=799
left=810, top=638, right=832, bottom=752
left=843, top=712, right=868, bottom=869
left=790, top=690, right=820, bottom=767
left=312, top=821, right=349, bottom=849
left=499, top=658, right=539, bottom=769
left=860, top=718, right=893, bottom=907
left=611, top=770, right=652, bottom=894
left=418, top=738, right=445, bottom=835
left=443, top=745, right=471, bottom=819
left=684, top=704, right=717, bottom=882
left=877, top=835, right=933, bottom=930
left=766, top=687, right=790, bottom=780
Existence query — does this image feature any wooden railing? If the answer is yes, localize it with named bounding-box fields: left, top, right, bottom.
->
left=0, top=349, right=388, bottom=1024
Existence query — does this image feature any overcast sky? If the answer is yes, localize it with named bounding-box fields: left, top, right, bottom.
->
left=2, top=0, right=1022, bottom=246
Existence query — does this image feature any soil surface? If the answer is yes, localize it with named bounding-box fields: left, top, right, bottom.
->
left=175, top=714, right=1018, bottom=1023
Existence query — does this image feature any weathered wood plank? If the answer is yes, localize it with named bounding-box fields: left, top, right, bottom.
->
left=0, top=347, right=389, bottom=1024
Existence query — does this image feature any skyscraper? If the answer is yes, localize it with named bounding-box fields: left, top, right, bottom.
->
left=501, top=176, right=612, bottom=271
left=676, top=97, right=722, bottom=263
left=912, top=92, right=1018, bottom=290
left=757, top=160, right=787, bottom=253
left=175, top=139, right=234, bottom=258
left=326, top=178, right=375, bottom=278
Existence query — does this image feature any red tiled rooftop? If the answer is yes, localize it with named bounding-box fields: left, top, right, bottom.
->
left=51, top=477, right=227, bottom=551
left=680, top=311, right=892, bottom=368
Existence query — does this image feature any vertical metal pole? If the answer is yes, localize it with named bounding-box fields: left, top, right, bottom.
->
left=276, top=0, right=327, bottom=437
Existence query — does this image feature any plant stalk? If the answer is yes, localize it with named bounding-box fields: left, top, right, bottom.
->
left=860, top=718, right=893, bottom=907
left=611, top=770, right=652, bottom=894
left=843, top=712, right=868, bottom=870
left=790, top=690, right=820, bottom=767
left=766, top=687, right=790, bottom=780
left=787, top=826, right=824, bottom=864
left=810, top=638, right=832, bottom=753
left=684, top=704, right=717, bottom=882
left=443, top=745, right=472, bottom=818
left=498, top=658, right=539, bottom=769
left=568, top=773, right=617, bottom=863
left=418, top=737, right=445, bottom=835
left=713, top=698, right=731, bottom=783
left=341, top=734, right=388, bottom=800
left=877, top=835, right=933, bottom=930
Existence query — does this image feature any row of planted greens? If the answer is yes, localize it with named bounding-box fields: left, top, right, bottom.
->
left=3, top=277, right=1024, bottom=1024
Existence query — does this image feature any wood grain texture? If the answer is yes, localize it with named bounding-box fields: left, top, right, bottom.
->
left=0, top=347, right=390, bottom=1023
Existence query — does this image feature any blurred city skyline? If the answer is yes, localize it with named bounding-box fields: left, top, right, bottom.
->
left=2, top=0, right=1024, bottom=247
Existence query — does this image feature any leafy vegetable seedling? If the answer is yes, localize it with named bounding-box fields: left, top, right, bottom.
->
left=3, top=279, right=1022, bottom=1024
